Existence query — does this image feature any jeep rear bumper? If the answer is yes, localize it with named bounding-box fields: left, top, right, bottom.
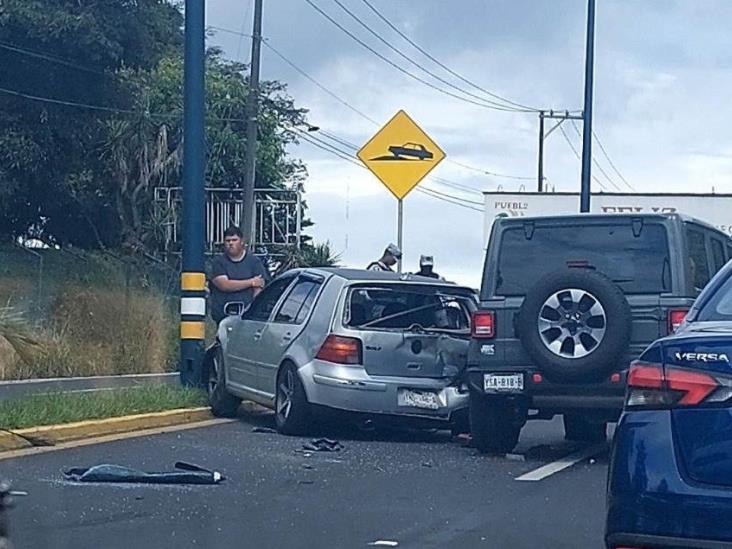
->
left=466, top=367, right=627, bottom=414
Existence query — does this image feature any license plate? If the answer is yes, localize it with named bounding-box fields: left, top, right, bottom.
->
left=483, top=374, right=524, bottom=393
left=398, top=389, right=441, bottom=410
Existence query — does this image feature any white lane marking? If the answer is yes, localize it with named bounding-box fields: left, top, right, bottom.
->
left=515, top=442, right=606, bottom=482
left=0, top=419, right=235, bottom=461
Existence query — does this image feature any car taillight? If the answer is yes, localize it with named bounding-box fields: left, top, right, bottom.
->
left=626, top=360, right=720, bottom=409
left=668, top=308, right=688, bottom=333
left=316, top=335, right=362, bottom=365
left=472, top=311, right=495, bottom=338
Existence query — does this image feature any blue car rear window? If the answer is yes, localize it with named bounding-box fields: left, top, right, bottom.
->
left=698, top=272, right=732, bottom=321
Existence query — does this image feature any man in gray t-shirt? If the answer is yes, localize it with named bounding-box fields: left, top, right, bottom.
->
left=209, top=226, right=269, bottom=324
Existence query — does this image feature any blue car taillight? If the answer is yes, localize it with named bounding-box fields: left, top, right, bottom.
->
left=626, top=360, right=722, bottom=409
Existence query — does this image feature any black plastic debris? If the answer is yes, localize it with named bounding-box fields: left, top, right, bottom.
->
left=63, top=462, right=225, bottom=485
left=302, top=438, right=344, bottom=452
left=251, top=427, right=278, bottom=434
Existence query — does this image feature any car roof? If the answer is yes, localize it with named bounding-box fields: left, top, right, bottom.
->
left=494, top=212, right=721, bottom=232
left=302, top=267, right=474, bottom=291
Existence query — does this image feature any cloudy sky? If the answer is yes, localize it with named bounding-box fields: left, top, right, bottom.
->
left=207, top=0, right=732, bottom=287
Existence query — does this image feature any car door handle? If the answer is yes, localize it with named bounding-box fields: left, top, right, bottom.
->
left=253, top=330, right=262, bottom=341
left=282, top=333, right=293, bottom=342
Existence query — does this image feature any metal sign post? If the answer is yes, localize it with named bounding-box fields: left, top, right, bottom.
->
left=357, top=110, right=445, bottom=272
left=397, top=199, right=403, bottom=273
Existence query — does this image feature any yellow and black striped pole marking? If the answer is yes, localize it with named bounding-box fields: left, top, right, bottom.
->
left=180, top=272, right=206, bottom=385
left=181, top=272, right=206, bottom=339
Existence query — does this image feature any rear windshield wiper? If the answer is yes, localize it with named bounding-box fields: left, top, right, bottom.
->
left=360, top=303, right=440, bottom=328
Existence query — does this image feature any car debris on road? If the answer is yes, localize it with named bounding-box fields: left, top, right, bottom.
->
left=63, top=462, right=225, bottom=485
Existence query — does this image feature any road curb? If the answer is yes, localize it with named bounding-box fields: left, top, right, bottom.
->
left=0, top=407, right=213, bottom=452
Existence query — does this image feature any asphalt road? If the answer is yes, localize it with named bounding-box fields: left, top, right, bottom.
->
left=1, top=409, right=610, bottom=549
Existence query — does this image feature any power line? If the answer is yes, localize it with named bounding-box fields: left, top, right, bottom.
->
left=447, top=158, right=535, bottom=180
left=591, top=129, right=635, bottom=192
left=0, top=86, right=144, bottom=116
left=418, top=187, right=483, bottom=212
left=419, top=184, right=483, bottom=205
left=568, top=120, right=622, bottom=192
left=315, top=129, right=485, bottom=196
left=558, top=124, right=610, bottom=192
left=296, top=128, right=482, bottom=212
left=328, top=0, right=533, bottom=112
left=210, top=25, right=536, bottom=181
left=0, top=41, right=109, bottom=76
left=358, top=0, right=541, bottom=112
left=302, top=0, right=531, bottom=113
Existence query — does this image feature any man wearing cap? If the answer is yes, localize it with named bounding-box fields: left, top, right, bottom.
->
left=415, top=255, right=442, bottom=279
left=367, top=244, right=402, bottom=271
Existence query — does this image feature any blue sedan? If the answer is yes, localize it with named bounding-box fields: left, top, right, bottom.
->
left=606, top=260, right=732, bottom=548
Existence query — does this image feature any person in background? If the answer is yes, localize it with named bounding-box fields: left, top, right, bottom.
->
left=415, top=255, right=442, bottom=279
left=367, top=243, right=402, bottom=272
left=209, top=225, right=269, bottom=324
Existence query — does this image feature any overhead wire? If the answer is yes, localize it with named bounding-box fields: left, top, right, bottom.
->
left=328, top=0, right=535, bottom=112
left=558, top=124, right=611, bottom=192
left=302, top=0, right=531, bottom=113
left=568, top=120, right=622, bottom=192
left=591, top=128, right=635, bottom=192
left=315, top=129, right=484, bottom=197
left=209, top=24, right=537, bottom=181
left=357, top=0, right=541, bottom=112
left=0, top=41, right=109, bottom=76
left=294, top=127, right=483, bottom=212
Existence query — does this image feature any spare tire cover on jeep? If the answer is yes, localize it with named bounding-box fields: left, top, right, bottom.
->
left=517, top=269, right=631, bottom=383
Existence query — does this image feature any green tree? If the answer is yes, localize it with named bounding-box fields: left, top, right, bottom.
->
left=99, top=50, right=309, bottom=252
left=0, top=0, right=183, bottom=246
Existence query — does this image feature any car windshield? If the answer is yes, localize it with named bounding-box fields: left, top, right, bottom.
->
left=345, top=285, right=473, bottom=331
left=493, top=223, right=671, bottom=296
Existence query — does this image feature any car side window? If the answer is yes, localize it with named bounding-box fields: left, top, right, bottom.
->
left=274, top=278, right=321, bottom=324
left=686, top=228, right=711, bottom=291
left=243, top=276, right=294, bottom=322
left=711, top=238, right=727, bottom=274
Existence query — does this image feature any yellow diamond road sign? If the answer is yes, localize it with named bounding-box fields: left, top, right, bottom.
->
left=357, top=110, right=446, bottom=200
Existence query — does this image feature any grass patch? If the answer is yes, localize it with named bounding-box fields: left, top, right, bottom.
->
left=0, top=385, right=207, bottom=430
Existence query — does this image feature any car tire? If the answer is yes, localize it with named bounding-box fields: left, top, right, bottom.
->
left=207, top=346, right=242, bottom=418
left=469, top=392, right=522, bottom=454
left=275, top=363, right=312, bottom=436
left=517, top=269, right=632, bottom=383
left=563, top=414, right=607, bottom=442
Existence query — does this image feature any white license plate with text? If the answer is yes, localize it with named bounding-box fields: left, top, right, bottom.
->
left=398, top=389, right=441, bottom=410
left=483, top=374, right=524, bottom=393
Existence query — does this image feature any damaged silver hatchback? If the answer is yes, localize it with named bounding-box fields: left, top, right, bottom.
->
left=206, top=268, right=476, bottom=435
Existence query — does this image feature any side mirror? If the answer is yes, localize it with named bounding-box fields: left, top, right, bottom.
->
left=224, top=301, right=245, bottom=317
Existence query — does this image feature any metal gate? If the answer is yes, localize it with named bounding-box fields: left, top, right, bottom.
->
left=154, top=187, right=302, bottom=254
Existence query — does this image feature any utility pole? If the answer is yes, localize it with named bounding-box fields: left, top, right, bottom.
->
left=536, top=110, right=584, bottom=192
left=580, top=0, right=596, bottom=212
left=241, top=0, right=263, bottom=242
left=180, top=0, right=206, bottom=387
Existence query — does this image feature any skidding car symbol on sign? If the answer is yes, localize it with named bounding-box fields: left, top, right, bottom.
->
left=370, top=142, right=434, bottom=161
left=357, top=110, right=446, bottom=200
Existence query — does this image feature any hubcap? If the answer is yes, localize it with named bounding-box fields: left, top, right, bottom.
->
left=537, top=289, right=606, bottom=359
left=277, top=370, right=295, bottom=419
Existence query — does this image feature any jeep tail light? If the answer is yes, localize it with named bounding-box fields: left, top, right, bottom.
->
left=626, top=360, right=720, bottom=409
left=668, top=309, right=688, bottom=333
left=316, top=335, right=362, bottom=365
left=472, top=311, right=495, bottom=338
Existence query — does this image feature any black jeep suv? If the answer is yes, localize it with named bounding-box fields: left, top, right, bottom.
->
left=467, top=213, right=732, bottom=453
